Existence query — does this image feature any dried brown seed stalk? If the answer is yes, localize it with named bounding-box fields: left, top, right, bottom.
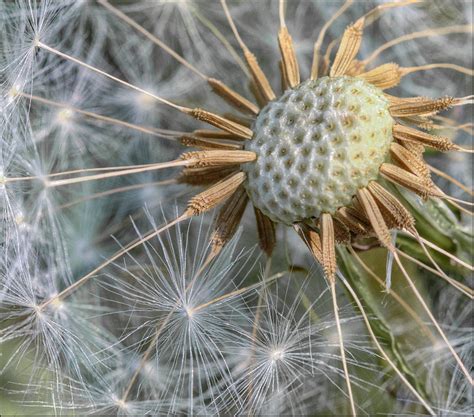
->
left=390, top=96, right=455, bottom=117
left=295, top=224, right=323, bottom=265
left=401, top=115, right=434, bottom=131
left=278, top=27, right=300, bottom=88
left=368, top=181, right=415, bottom=231
left=344, top=59, right=366, bottom=76
left=351, top=197, right=371, bottom=224
left=390, top=142, right=432, bottom=185
left=335, top=206, right=372, bottom=236
left=223, top=112, right=253, bottom=129
left=386, top=94, right=427, bottom=105
left=279, top=60, right=289, bottom=91
left=249, top=79, right=268, bottom=108
left=379, top=163, right=441, bottom=199
left=399, top=139, right=425, bottom=157
left=180, top=150, right=256, bottom=168
left=393, top=124, right=457, bottom=151
left=333, top=218, right=351, bottom=245
left=178, top=166, right=236, bottom=186
left=220, top=0, right=275, bottom=104
left=180, top=135, right=242, bottom=150
left=359, top=63, right=402, bottom=89
left=254, top=208, right=277, bottom=256
left=193, top=129, right=244, bottom=141
left=330, top=18, right=365, bottom=77
left=356, top=188, right=393, bottom=249
left=188, top=108, right=253, bottom=139
left=210, top=186, right=248, bottom=254
left=208, top=78, right=259, bottom=115
left=310, top=0, right=355, bottom=79
left=244, top=49, right=276, bottom=103
left=185, top=171, right=246, bottom=216
left=321, top=213, right=337, bottom=282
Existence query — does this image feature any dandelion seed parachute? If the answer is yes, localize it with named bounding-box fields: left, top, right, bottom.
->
left=215, top=276, right=377, bottom=416
left=0, top=245, right=120, bottom=394
left=84, top=216, right=259, bottom=414
left=390, top=286, right=473, bottom=415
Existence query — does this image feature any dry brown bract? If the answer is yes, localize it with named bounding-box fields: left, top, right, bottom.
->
left=171, top=4, right=471, bottom=288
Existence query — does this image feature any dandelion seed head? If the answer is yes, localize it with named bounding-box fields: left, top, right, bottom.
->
left=183, top=305, right=195, bottom=319
left=139, top=182, right=164, bottom=203
left=74, top=237, right=98, bottom=264
left=324, top=326, right=343, bottom=349
left=54, top=107, right=75, bottom=125
left=13, top=209, right=26, bottom=226
left=134, top=91, right=156, bottom=110
left=269, top=346, right=285, bottom=363
left=7, top=84, right=21, bottom=101
left=217, top=278, right=372, bottom=416
left=32, top=303, right=43, bottom=318
left=244, top=76, right=392, bottom=224
left=1, top=0, right=472, bottom=414
left=113, top=395, right=129, bottom=411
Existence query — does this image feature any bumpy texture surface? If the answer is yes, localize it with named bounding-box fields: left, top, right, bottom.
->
left=243, top=76, right=393, bottom=225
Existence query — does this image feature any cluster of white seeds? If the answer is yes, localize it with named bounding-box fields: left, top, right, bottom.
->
left=243, top=76, right=394, bottom=225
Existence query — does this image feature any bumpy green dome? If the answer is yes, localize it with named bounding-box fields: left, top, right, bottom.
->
left=243, top=76, right=394, bottom=225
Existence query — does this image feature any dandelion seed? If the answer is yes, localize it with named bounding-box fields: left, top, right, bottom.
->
left=96, top=215, right=259, bottom=414
left=216, top=276, right=374, bottom=415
